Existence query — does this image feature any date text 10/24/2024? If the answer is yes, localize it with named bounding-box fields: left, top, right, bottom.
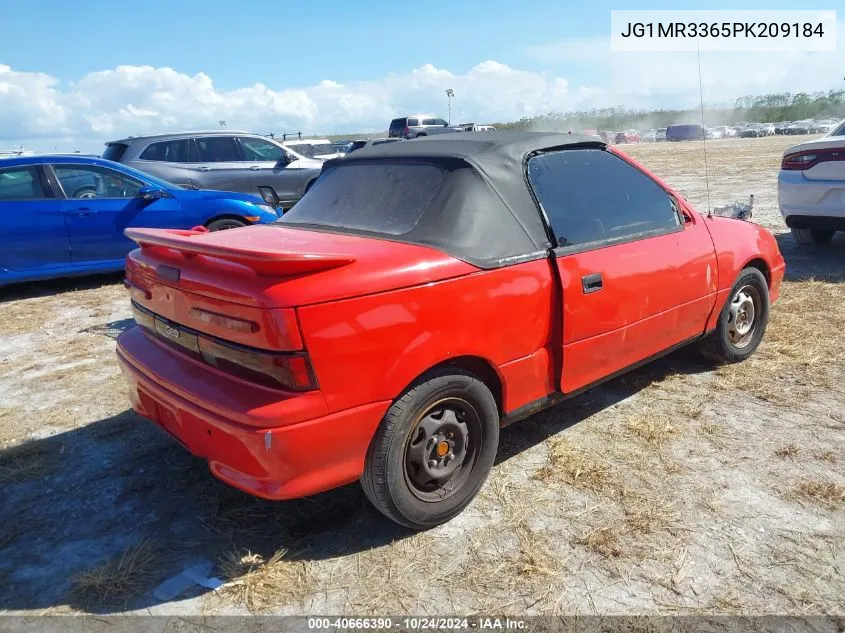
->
left=307, top=618, right=527, bottom=630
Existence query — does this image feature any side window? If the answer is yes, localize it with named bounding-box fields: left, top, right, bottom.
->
left=53, top=165, right=144, bottom=199
left=527, top=148, right=680, bottom=248
left=0, top=166, right=50, bottom=200
left=194, top=137, right=241, bottom=162
left=432, top=118, right=448, bottom=126
left=422, top=118, right=436, bottom=126
left=239, top=137, right=285, bottom=162
left=139, top=139, right=191, bottom=162
left=407, top=118, right=420, bottom=126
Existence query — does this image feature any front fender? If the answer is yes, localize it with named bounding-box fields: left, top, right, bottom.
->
left=701, top=215, right=786, bottom=330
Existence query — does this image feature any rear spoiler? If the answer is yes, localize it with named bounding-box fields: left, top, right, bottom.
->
left=124, top=227, right=355, bottom=276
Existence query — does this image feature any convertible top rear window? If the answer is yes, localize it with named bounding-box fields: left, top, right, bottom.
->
left=279, top=163, right=444, bottom=236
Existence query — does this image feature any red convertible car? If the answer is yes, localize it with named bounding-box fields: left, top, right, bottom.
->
left=116, top=133, right=785, bottom=530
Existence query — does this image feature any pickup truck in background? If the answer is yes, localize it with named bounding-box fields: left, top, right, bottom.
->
left=116, top=132, right=786, bottom=530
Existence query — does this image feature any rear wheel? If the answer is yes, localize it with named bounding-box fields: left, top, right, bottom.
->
left=206, top=218, right=247, bottom=231
left=792, top=227, right=835, bottom=245
left=698, top=267, right=769, bottom=363
left=361, top=370, right=499, bottom=530
left=73, top=187, right=97, bottom=199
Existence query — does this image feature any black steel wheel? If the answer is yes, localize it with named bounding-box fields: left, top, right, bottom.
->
left=361, top=369, right=499, bottom=530
left=403, top=397, right=482, bottom=502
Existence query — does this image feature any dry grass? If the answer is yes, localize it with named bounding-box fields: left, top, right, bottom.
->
left=218, top=549, right=311, bottom=614
left=623, top=496, right=680, bottom=535
left=577, top=527, right=623, bottom=558
left=774, top=444, right=799, bottom=458
left=794, top=480, right=845, bottom=509
left=715, top=280, right=845, bottom=403
left=515, top=524, right=557, bottom=578
left=70, top=539, right=161, bottom=608
left=627, top=413, right=679, bottom=446
left=533, top=438, right=613, bottom=492
left=814, top=451, right=837, bottom=463
left=0, top=440, right=63, bottom=485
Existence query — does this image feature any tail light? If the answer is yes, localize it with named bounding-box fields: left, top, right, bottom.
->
left=189, top=308, right=258, bottom=334
left=782, top=148, right=845, bottom=171
left=198, top=337, right=316, bottom=391
left=403, top=126, right=410, bottom=137
left=131, top=301, right=317, bottom=392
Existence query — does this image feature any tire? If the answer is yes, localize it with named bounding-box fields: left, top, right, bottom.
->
left=811, top=230, right=835, bottom=245
left=206, top=218, right=247, bottom=231
left=698, top=267, right=769, bottom=363
left=361, top=369, right=499, bottom=530
left=792, top=227, right=834, bottom=245
left=415, top=133, right=427, bottom=138
left=73, top=187, right=97, bottom=199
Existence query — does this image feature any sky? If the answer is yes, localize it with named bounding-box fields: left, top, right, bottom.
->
left=1, top=0, right=842, bottom=152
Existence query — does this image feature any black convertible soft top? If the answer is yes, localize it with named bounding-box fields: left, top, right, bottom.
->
left=292, top=132, right=606, bottom=268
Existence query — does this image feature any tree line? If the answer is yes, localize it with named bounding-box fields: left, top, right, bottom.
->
left=320, top=88, right=845, bottom=140
left=494, top=89, right=845, bottom=132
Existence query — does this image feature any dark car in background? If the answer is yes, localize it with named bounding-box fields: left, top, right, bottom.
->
left=740, top=124, right=763, bottom=138
left=614, top=130, right=641, bottom=144
left=666, top=124, right=706, bottom=141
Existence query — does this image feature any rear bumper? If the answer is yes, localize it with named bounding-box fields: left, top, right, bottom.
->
left=116, top=326, right=389, bottom=500
left=783, top=216, right=845, bottom=231
left=778, top=170, right=845, bottom=223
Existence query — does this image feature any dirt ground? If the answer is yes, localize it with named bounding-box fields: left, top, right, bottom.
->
left=1, top=135, right=844, bottom=617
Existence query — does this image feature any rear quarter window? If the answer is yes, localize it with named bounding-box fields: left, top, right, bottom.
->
left=139, top=139, right=192, bottom=162
left=278, top=162, right=444, bottom=236
left=102, top=143, right=128, bottom=162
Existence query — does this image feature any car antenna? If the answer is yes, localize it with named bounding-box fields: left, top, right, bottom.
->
left=697, top=43, right=713, bottom=218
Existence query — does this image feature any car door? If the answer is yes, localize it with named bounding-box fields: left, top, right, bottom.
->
left=0, top=164, right=70, bottom=273
left=238, top=136, right=306, bottom=206
left=131, top=138, right=196, bottom=189
left=52, top=163, right=184, bottom=264
left=188, top=136, right=250, bottom=193
left=526, top=147, right=718, bottom=394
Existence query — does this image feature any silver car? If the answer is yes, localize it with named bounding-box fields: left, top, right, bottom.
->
left=102, top=131, right=323, bottom=208
left=388, top=115, right=464, bottom=138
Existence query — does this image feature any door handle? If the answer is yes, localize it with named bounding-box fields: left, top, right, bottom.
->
left=75, top=207, right=98, bottom=216
left=197, top=166, right=210, bottom=172
left=249, top=166, right=261, bottom=171
left=582, top=272, right=603, bottom=294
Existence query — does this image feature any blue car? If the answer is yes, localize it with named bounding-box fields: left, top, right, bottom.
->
left=0, top=155, right=281, bottom=286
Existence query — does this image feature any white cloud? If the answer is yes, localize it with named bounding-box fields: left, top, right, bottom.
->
left=525, top=22, right=845, bottom=110
left=1, top=27, right=843, bottom=153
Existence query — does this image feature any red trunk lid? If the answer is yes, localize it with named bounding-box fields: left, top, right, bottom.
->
left=124, top=225, right=476, bottom=351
